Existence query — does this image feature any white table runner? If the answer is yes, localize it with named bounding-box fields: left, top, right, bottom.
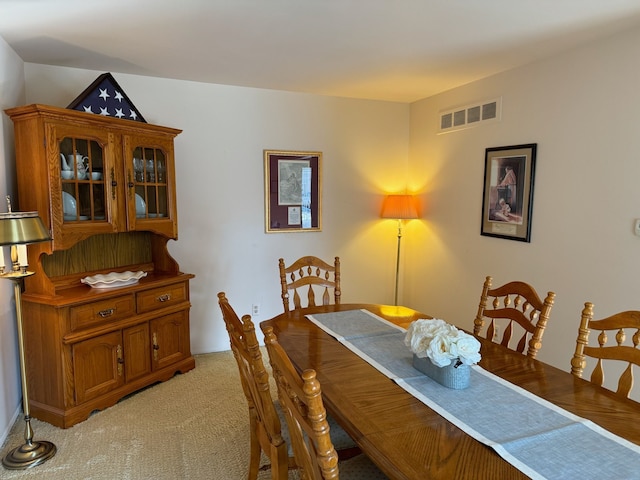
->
left=306, top=309, right=640, bottom=480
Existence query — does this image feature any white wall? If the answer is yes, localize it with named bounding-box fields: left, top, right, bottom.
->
left=405, top=25, right=640, bottom=374
left=21, top=64, right=411, bottom=355
left=0, top=35, right=26, bottom=444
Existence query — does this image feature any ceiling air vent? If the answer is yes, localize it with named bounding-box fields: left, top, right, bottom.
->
left=438, top=97, right=501, bottom=134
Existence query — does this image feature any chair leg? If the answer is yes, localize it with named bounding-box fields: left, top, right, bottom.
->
left=270, top=445, right=290, bottom=480
left=248, top=419, right=262, bottom=480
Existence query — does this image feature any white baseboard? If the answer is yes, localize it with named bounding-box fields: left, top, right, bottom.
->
left=0, top=403, right=22, bottom=449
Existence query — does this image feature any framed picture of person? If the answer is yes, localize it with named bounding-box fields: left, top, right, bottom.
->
left=480, top=143, right=537, bottom=242
left=264, top=150, right=322, bottom=233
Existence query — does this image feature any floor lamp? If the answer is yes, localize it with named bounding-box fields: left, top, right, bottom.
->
left=380, top=194, right=418, bottom=306
left=0, top=196, right=56, bottom=470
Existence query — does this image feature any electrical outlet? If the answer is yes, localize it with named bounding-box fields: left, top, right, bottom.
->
left=252, top=304, right=260, bottom=316
left=634, top=219, right=640, bottom=237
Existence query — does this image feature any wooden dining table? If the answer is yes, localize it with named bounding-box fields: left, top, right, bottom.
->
left=260, top=303, right=640, bottom=480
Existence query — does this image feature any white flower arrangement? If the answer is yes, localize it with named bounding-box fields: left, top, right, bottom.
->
left=404, top=318, right=481, bottom=368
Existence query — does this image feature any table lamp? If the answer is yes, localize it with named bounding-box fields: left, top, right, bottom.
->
left=380, top=194, right=419, bottom=306
left=0, top=196, right=56, bottom=470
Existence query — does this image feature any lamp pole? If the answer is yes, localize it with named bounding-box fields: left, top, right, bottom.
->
left=0, top=196, right=55, bottom=470
left=1, top=271, right=57, bottom=469
left=380, top=194, right=419, bottom=307
left=393, top=219, right=403, bottom=306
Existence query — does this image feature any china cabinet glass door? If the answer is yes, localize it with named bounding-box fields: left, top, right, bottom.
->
left=132, top=146, right=169, bottom=219
left=59, top=136, right=107, bottom=222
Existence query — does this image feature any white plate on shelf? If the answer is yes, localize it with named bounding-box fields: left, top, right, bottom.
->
left=62, top=191, right=76, bottom=216
left=135, top=193, right=146, bottom=217
left=81, top=270, right=148, bottom=289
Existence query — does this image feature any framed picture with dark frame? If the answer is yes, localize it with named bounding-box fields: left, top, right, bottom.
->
left=480, top=143, right=537, bottom=242
left=264, top=149, right=322, bottom=233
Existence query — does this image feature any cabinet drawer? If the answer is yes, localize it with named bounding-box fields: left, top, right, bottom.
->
left=136, top=282, right=187, bottom=313
left=70, top=295, right=136, bottom=331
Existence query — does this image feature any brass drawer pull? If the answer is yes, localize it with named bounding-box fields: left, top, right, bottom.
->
left=157, top=294, right=171, bottom=303
left=98, top=308, right=115, bottom=318
left=110, top=167, right=117, bottom=200
left=117, top=345, right=124, bottom=376
left=152, top=332, right=159, bottom=361
left=127, top=172, right=133, bottom=199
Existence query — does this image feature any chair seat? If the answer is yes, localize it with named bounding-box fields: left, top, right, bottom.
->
left=337, top=454, right=389, bottom=479
left=264, top=455, right=388, bottom=480
left=275, top=399, right=358, bottom=453
left=326, top=415, right=359, bottom=452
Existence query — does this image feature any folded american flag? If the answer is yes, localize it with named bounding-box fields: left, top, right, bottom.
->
left=67, top=72, right=146, bottom=122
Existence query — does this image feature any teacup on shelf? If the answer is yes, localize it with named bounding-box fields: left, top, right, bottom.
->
left=91, top=172, right=102, bottom=180
left=61, top=170, right=74, bottom=180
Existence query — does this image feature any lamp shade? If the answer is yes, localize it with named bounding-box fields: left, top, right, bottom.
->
left=0, top=211, right=51, bottom=246
left=381, top=195, right=419, bottom=220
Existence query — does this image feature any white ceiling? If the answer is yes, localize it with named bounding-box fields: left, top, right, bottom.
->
left=2, top=0, right=640, bottom=103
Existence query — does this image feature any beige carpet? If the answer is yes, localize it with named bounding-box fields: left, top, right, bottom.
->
left=0, top=351, right=294, bottom=480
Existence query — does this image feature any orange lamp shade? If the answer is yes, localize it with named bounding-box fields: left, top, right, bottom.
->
left=380, top=195, right=419, bottom=220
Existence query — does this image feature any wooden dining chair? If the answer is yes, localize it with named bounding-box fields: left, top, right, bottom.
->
left=571, top=302, right=640, bottom=398
left=219, top=292, right=358, bottom=478
left=218, top=292, right=292, bottom=480
left=279, top=256, right=341, bottom=312
left=473, top=276, right=556, bottom=358
left=263, top=326, right=389, bottom=480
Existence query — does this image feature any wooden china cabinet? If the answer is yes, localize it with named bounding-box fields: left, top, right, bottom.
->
left=5, top=104, right=195, bottom=428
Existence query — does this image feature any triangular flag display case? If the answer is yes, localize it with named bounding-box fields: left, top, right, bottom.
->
left=67, top=72, right=146, bottom=122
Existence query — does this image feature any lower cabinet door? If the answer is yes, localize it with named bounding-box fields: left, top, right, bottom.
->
left=73, top=330, right=125, bottom=404
left=151, top=311, right=190, bottom=371
left=123, top=322, right=152, bottom=382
